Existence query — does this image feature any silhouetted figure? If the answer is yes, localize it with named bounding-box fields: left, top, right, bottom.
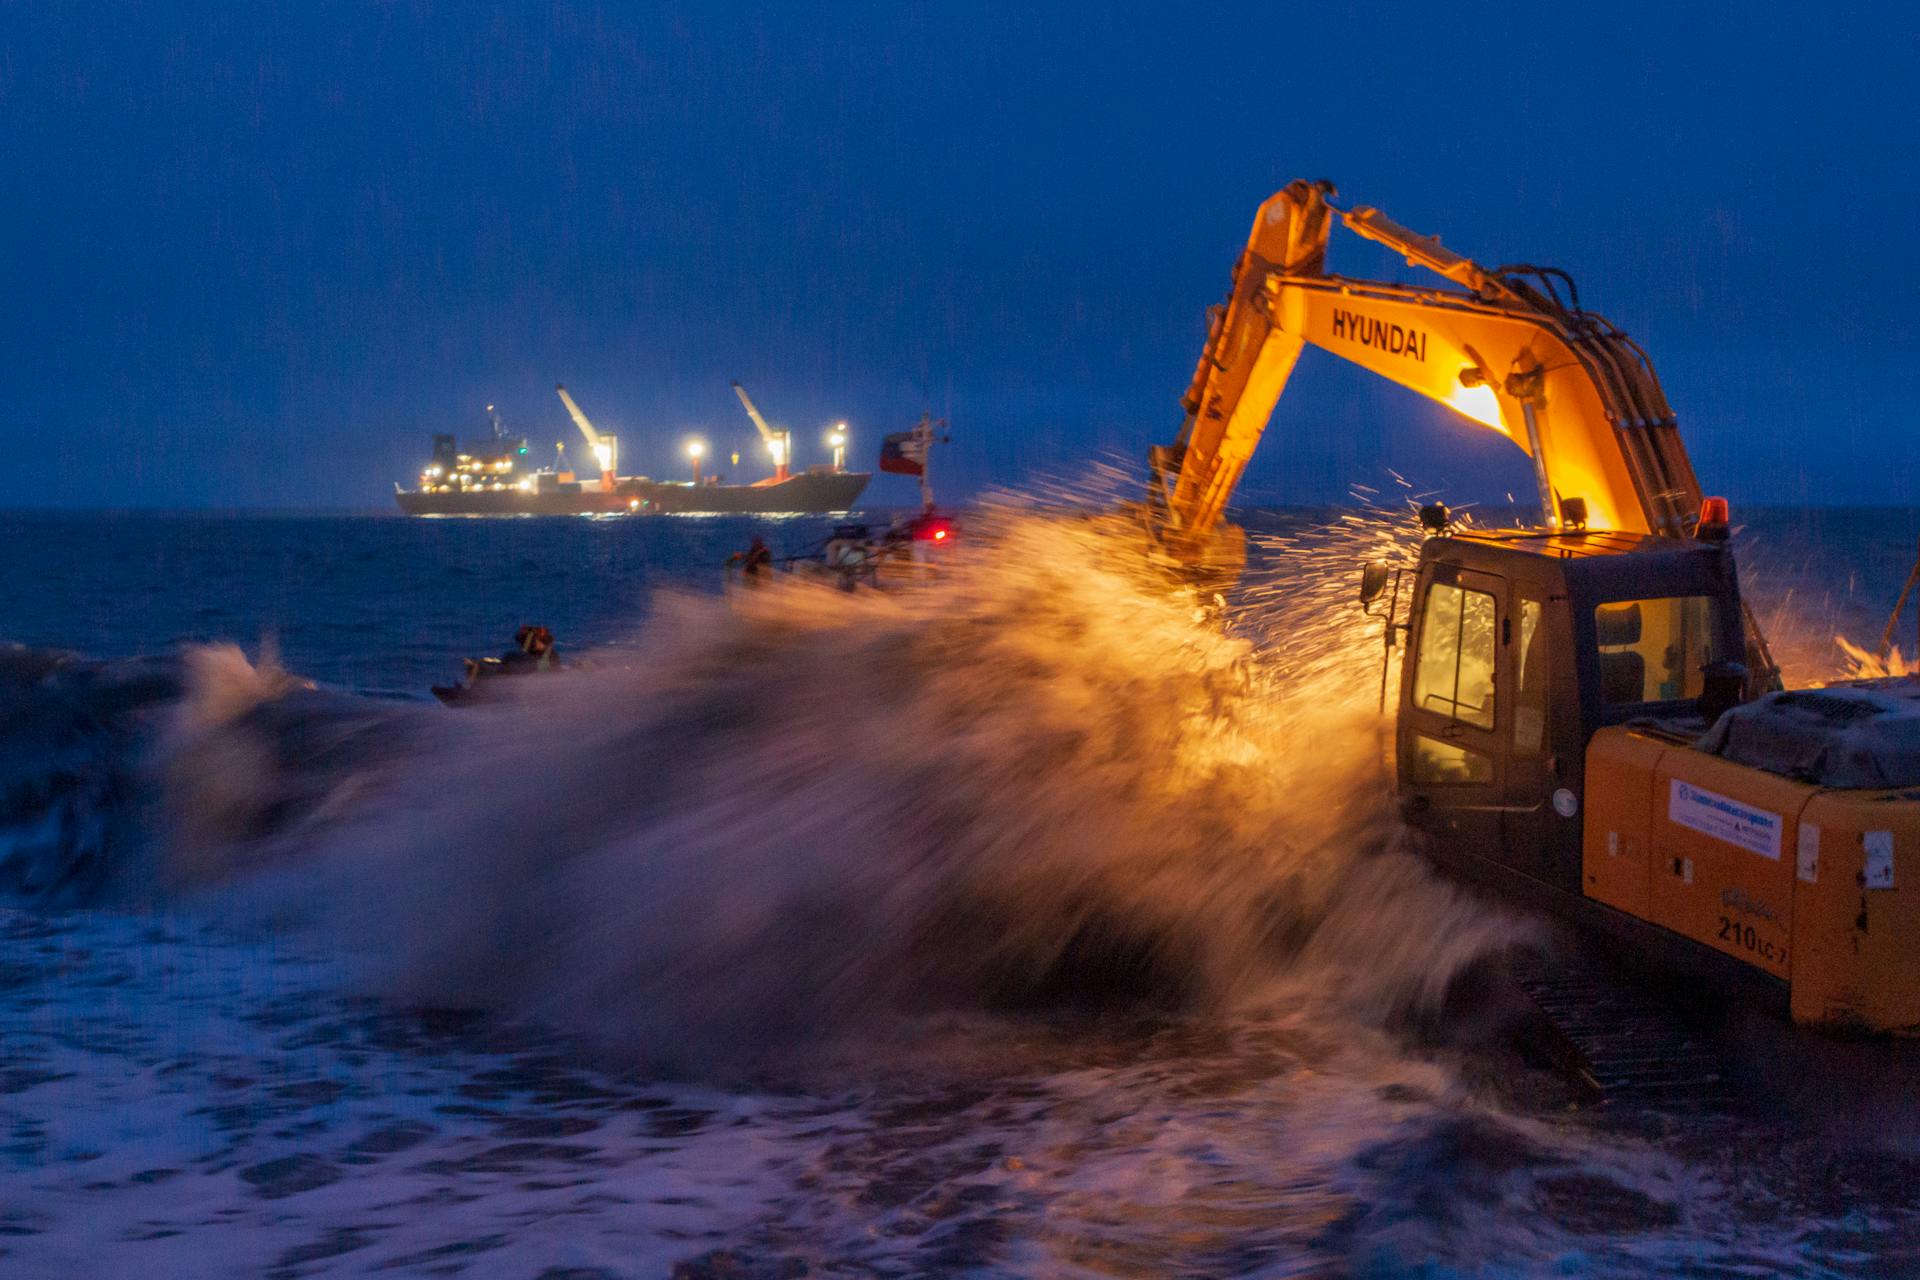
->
left=503, top=624, right=557, bottom=672
left=432, top=625, right=561, bottom=704
left=728, top=537, right=774, bottom=583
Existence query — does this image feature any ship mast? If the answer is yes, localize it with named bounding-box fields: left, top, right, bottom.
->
left=913, top=414, right=939, bottom=511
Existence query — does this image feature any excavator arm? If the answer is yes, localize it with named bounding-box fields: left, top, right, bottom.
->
left=1151, top=180, right=1704, bottom=554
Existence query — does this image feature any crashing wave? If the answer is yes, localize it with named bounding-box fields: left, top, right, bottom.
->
left=3, top=505, right=1530, bottom=1068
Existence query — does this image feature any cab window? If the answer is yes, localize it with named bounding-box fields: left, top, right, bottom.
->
left=1407, top=734, right=1493, bottom=783
left=1412, top=581, right=1496, bottom=729
left=1594, top=596, right=1721, bottom=705
left=1514, top=595, right=1547, bottom=753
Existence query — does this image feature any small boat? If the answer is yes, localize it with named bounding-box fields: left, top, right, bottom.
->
left=773, top=414, right=958, bottom=590
left=431, top=626, right=571, bottom=706
left=783, top=510, right=957, bottom=590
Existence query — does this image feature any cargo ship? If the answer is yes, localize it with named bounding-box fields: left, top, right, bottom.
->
left=394, top=386, right=870, bottom=516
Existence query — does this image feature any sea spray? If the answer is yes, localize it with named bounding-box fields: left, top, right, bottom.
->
left=159, top=643, right=428, bottom=884
left=5, top=506, right=1916, bottom=1276
left=142, top=503, right=1523, bottom=1067
left=0, top=503, right=1532, bottom=1067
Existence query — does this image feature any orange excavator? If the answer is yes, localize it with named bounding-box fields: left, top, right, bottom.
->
left=1151, top=179, right=1920, bottom=1035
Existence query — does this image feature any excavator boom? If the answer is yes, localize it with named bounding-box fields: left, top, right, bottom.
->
left=1153, top=180, right=1702, bottom=552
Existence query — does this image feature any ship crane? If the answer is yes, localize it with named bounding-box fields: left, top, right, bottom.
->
left=555, top=384, right=619, bottom=492
left=730, top=381, right=792, bottom=482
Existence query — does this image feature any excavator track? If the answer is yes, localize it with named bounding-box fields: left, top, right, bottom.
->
left=1508, top=947, right=1728, bottom=1107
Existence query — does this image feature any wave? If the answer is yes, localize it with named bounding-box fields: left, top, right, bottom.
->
left=3, top=503, right=1531, bottom=1068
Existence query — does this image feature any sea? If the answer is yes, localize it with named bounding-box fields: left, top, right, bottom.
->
left=3, top=502, right=1920, bottom=1279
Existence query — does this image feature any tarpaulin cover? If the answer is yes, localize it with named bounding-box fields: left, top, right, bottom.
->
left=1698, top=678, right=1920, bottom=789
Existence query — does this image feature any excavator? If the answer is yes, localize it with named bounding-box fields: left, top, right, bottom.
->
left=1150, top=179, right=1920, bottom=1036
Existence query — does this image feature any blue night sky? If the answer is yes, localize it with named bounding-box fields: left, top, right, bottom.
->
left=1, top=2, right=1913, bottom=510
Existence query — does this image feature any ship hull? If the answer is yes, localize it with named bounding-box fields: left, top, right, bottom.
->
left=396, top=471, right=871, bottom=516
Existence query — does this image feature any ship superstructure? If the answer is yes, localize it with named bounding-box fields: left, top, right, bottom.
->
left=411, top=407, right=536, bottom=499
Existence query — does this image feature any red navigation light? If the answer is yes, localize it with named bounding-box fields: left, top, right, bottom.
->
left=915, top=519, right=953, bottom=542
left=1697, top=496, right=1730, bottom=542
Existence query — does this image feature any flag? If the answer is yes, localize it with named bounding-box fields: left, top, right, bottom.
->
left=878, top=430, right=928, bottom=476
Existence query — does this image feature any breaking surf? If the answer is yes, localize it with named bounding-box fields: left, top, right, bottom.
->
left=4, top=502, right=1917, bottom=1276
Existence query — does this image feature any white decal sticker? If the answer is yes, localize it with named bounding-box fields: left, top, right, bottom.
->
left=1797, top=823, right=1820, bottom=884
left=1607, top=830, right=1620, bottom=858
left=1515, top=707, right=1546, bottom=753
left=1668, top=779, right=1782, bottom=860
left=1864, top=830, right=1896, bottom=890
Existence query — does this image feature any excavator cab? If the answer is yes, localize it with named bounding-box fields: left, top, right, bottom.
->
left=1394, top=528, right=1748, bottom=898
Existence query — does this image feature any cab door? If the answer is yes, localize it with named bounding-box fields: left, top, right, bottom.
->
left=1500, top=583, right=1582, bottom=891
left=1398, top=565, right=1507, bottom=850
